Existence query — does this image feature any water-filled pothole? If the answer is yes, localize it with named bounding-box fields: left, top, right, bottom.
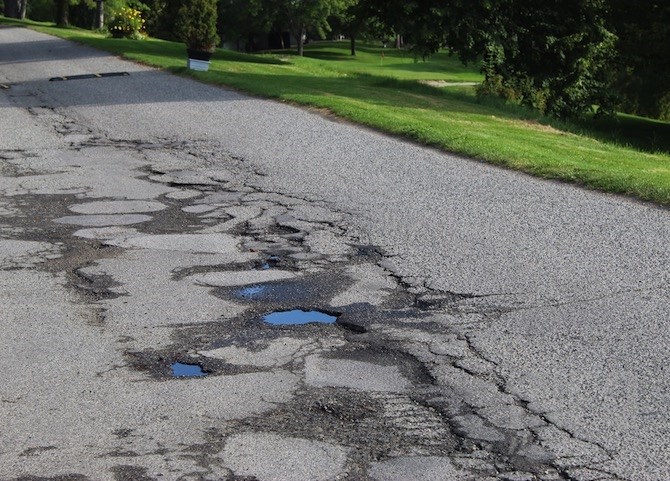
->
left=259, top=255, right=280, bottom=270
left=171, top=362, right=207, bottom=377
left=220, top=274, right=345, bottom=307
left=237, top=285, right=268, bottom=299
left=263, top=309, right=338, bottom=326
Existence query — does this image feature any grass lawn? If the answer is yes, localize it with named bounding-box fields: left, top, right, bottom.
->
left=2, top=17, right=670, bottom=206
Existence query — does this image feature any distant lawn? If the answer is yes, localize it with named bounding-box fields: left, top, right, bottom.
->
left=2, top=17, right=670, bottom=206
left=292, top=40, right=483, bottom=82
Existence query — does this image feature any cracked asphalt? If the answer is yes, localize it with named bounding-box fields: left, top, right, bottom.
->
left=1, top=26, right=669, bottom=481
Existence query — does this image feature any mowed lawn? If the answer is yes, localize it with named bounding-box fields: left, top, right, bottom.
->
left=4, top=18, right=670, bottom=206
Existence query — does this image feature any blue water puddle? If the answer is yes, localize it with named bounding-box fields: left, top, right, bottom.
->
left=263, top=309, right=338, bottom=326
left=171, top=362, right=207, bottom=378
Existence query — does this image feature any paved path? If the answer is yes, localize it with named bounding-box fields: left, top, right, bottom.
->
left=1, top=26, right=668, bottom=481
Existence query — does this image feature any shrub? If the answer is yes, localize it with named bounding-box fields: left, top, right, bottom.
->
left=658, top=92, right=670, bottom=121
left=175, top=0, right=219, bottom=51
left=108, top=6, right=145, bottom=39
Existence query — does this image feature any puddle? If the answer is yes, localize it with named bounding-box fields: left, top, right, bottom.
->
left=263, top=309, right=338, bottom=326
left=259, top=256, right=280, bottom=270
left=217, top=275, right=343, bottom=306
left=237, top=285, right=268, bottom=299
left=171, top=362, right=207, bottom=377
left=214, top=272, right=351, bottom=318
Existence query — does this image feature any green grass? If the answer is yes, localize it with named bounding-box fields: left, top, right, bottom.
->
left=3, top=18, right=670, bottom=206
left=291, top=40, right=483, bottom=82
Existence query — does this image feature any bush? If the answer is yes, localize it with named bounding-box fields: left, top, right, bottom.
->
left=146, top=0, right=184, bottom=41
left=108, top=6, right=145, bottom=39
left=658, top=92, right=670, bottom=121
left=175, top=0, right=219, bottom=51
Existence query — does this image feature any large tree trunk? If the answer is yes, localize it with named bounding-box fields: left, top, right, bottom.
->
left=94, top=0, right=104, bottom=29
left=55, top=0, right=68, bottom=26
left=350, top=36, right=356, bottom=56
left=3, top=0, right=20, bottom=18
left=19, top=0, right=27, bottom=19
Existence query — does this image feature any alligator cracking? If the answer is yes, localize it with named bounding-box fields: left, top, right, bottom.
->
left=0, top=101, right=628, bottom=481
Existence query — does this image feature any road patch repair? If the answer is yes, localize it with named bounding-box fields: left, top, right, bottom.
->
left=0, top=90, right=627, bottom=481
left=48, top=71, right=130, bottom=82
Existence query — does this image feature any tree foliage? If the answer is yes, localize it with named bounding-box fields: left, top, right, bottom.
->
left=364, top=1, right=618, bottom=118
left=608, top=0, right=670, bottom=119
left=335, top=0, right=390, bottom=55
left=363, top=0, right=448, bottom=59
left=217, top=0, right=277, bottom=50
left=145, top=0, right=182, bottom=41
left=476, top=0, right=617, bottom=118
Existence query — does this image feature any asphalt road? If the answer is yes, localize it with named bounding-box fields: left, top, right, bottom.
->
left=1, top=26, right=668, bottom=481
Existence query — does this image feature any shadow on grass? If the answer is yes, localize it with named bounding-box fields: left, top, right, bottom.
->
left=382, top=60, right=482, bottom=77
left=448, top=82, right=670, bottom=154
left=303, top=51, right=355, bottom=61
left=214, top=49, right=286, bottom=65
left=344, top=45, right=411, bottom=58
left=573, top=115, right=670, bottom=154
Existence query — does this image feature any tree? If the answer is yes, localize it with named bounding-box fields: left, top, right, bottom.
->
left=19, top=0, right=54, bottom=21
left=3, top=0, right=20, bottom=18
left=365, top=0, right=616, bottom=118
left=94, top=0, right=103, bottom=29
left=55, top=0, right=69, bottom=25
left=474, top=0, right=617, bottom=118
left=217, top=0, right=276, bottom=51
left=279, top=0, right=351, bottom=56
left=362, top=0, right=447, bottom=59
left=65, top=0, right=113, bottom=28
left=134, top=0, right=166, bottom=39
left=337, top=0, right=376, bottom=56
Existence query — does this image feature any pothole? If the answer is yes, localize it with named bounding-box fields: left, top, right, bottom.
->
left=259, top=255, right=281, bottom=270
left=237, top=285, right=268, bottom=299
left=263, top=309, right=339, bottom=326
left=171, top=361, right=207, bottom=378
left=213, top=272, right=349, bottom=308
